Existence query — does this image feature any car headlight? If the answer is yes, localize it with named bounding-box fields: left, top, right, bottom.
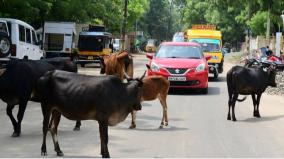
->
left=151, top=62, right=160, bottom=72
left=196, top=63, right=205, bottom=72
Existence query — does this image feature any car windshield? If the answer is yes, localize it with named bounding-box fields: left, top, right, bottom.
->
left=189, top=38, right=220, bottom=52
left=155, top=45, right=202, bottom=59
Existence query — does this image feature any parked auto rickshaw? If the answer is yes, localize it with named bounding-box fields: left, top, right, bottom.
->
left=76, top=25, right=112, bottom=67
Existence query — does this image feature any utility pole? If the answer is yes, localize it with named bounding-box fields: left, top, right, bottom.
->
left=266, top=1, right=273, bottom=41
left=247, top=0, right=252, bottom=57
left=121, top=0, right=128, bottom=51
left=168, top=0, right=173, bottom=40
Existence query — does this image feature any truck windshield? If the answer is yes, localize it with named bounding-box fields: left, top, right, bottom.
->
left=156, top=45, right=202, bottom=59
left=189, top=38, right=220, bottom=52
left=78, top=35, right=105, bottom=51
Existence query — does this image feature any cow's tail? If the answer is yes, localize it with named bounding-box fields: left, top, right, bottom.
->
left=236, top=96, right=247, bottom=102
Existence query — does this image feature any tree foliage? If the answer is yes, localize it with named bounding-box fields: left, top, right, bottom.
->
left=0, top=0, right=147, bottom=36
left=1, top=0, right=284, bottom=47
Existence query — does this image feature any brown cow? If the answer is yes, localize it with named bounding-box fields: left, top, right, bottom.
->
left=100, top=51, right=134, bottom=80
left=100, top=51, right=170, bottom=129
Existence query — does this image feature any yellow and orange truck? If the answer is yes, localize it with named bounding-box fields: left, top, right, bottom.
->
left=184, top=24, right=223, bottom=78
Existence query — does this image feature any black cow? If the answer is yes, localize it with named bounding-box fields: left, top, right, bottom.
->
left=226, top=64, right=277, bottom=121
left=0, top=60, right=55, bottom=137
left=42, top=57, right=82, bottom=130
left=0, top=58, right=78, bottom=137
left=37, top=70, right=145, bottom=158
left=41, top=57, right=77, bottom=73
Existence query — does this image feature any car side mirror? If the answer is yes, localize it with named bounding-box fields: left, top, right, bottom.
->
left=146, top=53, right=153, bottom=59
left=205, top=55, right=211, bottom=61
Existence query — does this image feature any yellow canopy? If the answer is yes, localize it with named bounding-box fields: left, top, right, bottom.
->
left=186, top=29, right=222, bottom=40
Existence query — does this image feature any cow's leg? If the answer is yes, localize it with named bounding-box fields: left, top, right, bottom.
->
left=251, top=94, right=258, bottom=117
left=50, top=110, right=64, bottom=156
left=73, top=120, right=81, bottom=131
left=6, top=104, right=18, bottom=137
left=99, top=121, right=110, bottom=158
left=227, top=94, right=232, bottom=120
left=129, top=111, right=137, bottom=129
left=158, top=94, right=168, bottom=129
left=231, top=94, right=238, bottom=121
left=41, top=105, right=51, bottom=156
left=13, top=101, right=28, bottom=137
left=255, top=93, right=262, bottom=118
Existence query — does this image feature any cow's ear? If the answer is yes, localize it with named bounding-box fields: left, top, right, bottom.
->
left=117, top=52, right=128, bottom=59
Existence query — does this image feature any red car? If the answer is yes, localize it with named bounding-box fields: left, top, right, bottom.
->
left=146, top=42, right=211, bottom=94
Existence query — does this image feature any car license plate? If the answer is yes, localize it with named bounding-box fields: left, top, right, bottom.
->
left=168, top=76, right=186, bottom=81
left=88, top=56, right=93, bottom=60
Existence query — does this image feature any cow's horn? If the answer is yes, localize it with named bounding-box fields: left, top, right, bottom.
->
left=0, top=68, right=6, bottom=76
left=123, top=69, right=131, bottom=80
left=140, top=71, right=146, bottom=80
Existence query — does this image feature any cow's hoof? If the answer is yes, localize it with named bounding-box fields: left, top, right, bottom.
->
left=73, top=126, right=80, bottom=131
left=129, top=124, right=136, bottom=129
left=11, top=132, right=20, bottom=137
left=227, top=116, right=231, bottom=120
left=102, top=154, right=110, bottom=158
left=159, top=125, right=164, bottom=129
left=41, top=151, right=47, bottom=156
left=255, top=114, right=261, bottom=118
left=57, top=151, right=64, bottom=156
left=232, top=118, right=237, bottom=122
left=165, top=122, right=168, bottom=126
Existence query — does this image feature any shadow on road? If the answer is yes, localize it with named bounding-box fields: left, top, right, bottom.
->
left=132, top=125, right=188, bottom=132
left=209, top=76, right=226, bottom=82
left=115, top=125, right=188, bottom=132
left=169, top=86, right=221, bottom=96
left=240, top=114, right=284, bottom=123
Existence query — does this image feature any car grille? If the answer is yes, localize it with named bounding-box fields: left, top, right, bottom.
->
left=166, top=68, right=188, bottom=74
left=170, top=80, right=199, bottom=86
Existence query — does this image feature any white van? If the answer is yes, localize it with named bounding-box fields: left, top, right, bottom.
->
left=0, top=18, right=43, bottom=66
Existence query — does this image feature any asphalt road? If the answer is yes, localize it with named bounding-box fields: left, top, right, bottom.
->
left=0, top=53, right=284, bottom=157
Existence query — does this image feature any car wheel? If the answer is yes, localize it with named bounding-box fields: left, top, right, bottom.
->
left=0, top=33, right=11, bottom=57
left=201, top=87, right=208, bottom=94
left=218, top=61, right=224, bottom=73
left=214, top=72, right=218, bottom=79
left=72, top=56, right=78, bottom=64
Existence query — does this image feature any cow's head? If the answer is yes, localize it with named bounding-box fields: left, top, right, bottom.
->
left=127, top=71, right=146, bottom=111
left=262, top=62, right=277, bottom=87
